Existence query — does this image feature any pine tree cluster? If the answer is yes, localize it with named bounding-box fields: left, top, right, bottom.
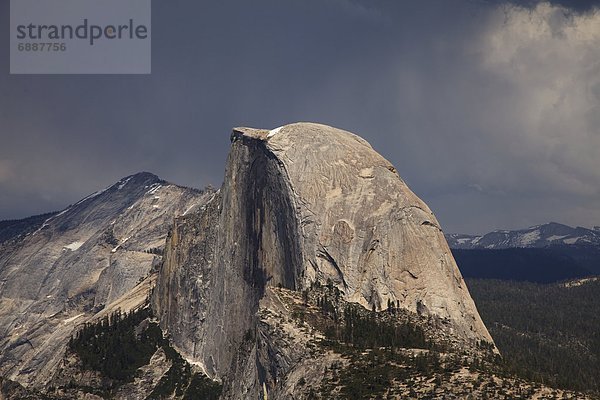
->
left=68, top=307, right=160, bottom=381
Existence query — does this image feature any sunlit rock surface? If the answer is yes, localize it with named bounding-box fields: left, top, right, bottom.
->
left=153, top=123, right=494, bottom=399
left=0, top=172, right=212, bottom=387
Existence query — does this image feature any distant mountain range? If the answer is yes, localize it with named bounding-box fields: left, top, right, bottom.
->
left=446, top=222, right=600, bottom=249
left=446, top=223, right=600, bottom=283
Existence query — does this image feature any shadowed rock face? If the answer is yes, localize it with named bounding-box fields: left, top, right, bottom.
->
left=153, top=123, right=495, bottom=398
left=153, top=131, right=305, bottom=394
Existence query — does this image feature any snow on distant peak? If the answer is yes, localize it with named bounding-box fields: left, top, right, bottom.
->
left=518, top=230, right=540, bottom=246
left=446, top=222, right=600, bottom=250
left=117, top=176, right=133, bottom=190
left=74, top=193, right=96, bottom=206
left=33, top=214, right=60, bottom=236
left=73, top=183, right=113, bottom=207
left=146, top=183, right=162, bottom=195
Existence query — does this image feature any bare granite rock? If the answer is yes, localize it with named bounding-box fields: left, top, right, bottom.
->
left=0, top=172, right=213, bottom=388
left=263, top=123, right=492, bottom=344
left=153, top=123, right=495, bottom=399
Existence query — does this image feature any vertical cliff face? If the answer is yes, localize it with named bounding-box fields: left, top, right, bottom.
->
left=153, top=123, right=495, bottom=398
left=153, top=132, right=306, bottom=396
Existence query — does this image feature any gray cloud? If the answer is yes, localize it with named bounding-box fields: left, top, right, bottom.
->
left=0, top=0, right=599, bottom=234
left=493, top=0, right=600, bottom=13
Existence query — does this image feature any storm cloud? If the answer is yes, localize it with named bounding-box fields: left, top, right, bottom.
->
left=0, top=0, right=599, bottom=233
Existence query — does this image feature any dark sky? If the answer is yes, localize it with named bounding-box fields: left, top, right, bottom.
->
left=1, top=0, right=599, bottom=234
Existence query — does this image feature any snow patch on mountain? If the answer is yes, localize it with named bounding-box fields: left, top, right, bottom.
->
left=446, top=222, right=600, bottom=250
left=518, top=230, right=541, bottom=246
left=117, top=176, right=133, bottom=190
left=63, top=314, right=84, bottom=324
left=146, top=184, right=162, bottom=195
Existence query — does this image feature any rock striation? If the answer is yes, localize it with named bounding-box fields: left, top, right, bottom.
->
left=153, top=123, right=495, bottom=398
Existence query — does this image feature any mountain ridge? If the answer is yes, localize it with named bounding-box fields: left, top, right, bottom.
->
left=446, top=222, right=600, bottom=250
left=0, top=171, right=213, bottom=388
left=447, top=222, right=600, bottom=282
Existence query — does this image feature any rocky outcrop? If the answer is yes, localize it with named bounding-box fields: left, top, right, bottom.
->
left=0, top=172, right=212, bottom=388
left=153, top=123, right=495, bottom=399
left=152, top=133, right=305, bottom=396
